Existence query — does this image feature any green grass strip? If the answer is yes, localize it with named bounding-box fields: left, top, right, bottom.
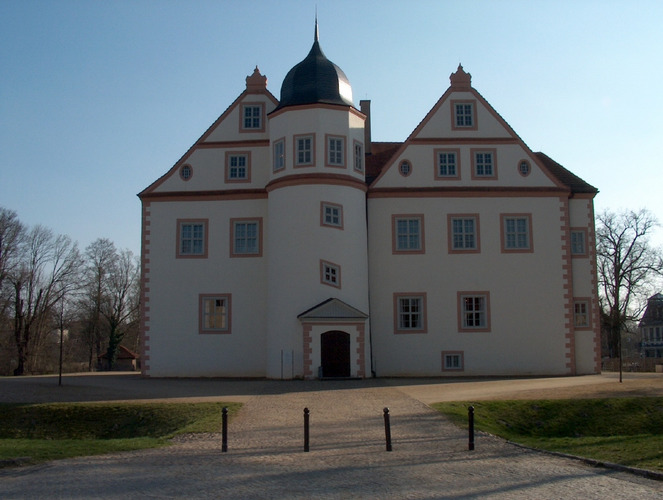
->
left=432, top=397, right=663, bottom=473
left=0, top=401, right=242, bottom=465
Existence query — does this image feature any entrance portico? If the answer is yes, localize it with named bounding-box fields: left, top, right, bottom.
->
left=298, top=298, right=369, bottom=379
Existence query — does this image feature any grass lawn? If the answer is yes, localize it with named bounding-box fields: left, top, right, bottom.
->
left=0, top=402, right=242, bottom=466
left=432, top=397, right=663, bottom=473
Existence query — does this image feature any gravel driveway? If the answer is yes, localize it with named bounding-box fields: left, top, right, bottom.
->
left=0, top=373, right=661, bottom=499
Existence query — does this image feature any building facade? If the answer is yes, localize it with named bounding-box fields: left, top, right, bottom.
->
left=138, top=27, right=601, bottom=378
left=640, top=293, right=663, bottom=359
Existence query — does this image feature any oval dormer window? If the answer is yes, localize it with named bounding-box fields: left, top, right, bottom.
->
left=180, top=164, right=193, bottom=181
left=399, top=160, right=412, bottom=177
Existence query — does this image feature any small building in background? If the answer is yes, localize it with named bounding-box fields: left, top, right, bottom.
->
left=640, top=293, right=663, bottom=359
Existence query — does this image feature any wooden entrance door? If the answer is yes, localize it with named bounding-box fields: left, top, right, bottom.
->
left=321, top=330, right=351, bottom=378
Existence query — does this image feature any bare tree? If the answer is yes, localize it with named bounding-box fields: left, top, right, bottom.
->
left=80, top=238, right=117, bottom=370
left=596, top=208, right=663, bottom=374
left=8, top=226, right=82, bottom=375
left=0, top=208, right=24, bottom=317
left=101, top=249, right=140, bottom=370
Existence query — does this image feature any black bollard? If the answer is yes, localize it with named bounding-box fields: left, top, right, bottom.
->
left=304, top=407, right=310, bottom=452
left=222, top=407, right=228, bottom=452
left=468, top=406, right=475, bottom=451
left=383, top=407, right=392, bottom=452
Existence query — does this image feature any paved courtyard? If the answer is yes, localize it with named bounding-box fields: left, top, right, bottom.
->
left=0, top=373, right=661, bottom=499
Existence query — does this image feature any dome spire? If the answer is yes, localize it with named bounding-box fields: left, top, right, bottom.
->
left=275, top=18, right=354, bottom=111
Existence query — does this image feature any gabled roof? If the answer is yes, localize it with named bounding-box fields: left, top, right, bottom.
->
left=533, top=152, right=598, bottom=194
left=298, top=298, right=368, bottom=321
left=98, top=345, right=139, bottom=360
left=138, top=68, right=278, bottom=198
left=639, top=293, right=663, bottom=327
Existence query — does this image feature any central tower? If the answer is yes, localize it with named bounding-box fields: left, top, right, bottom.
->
left=265, top=22, right=370, bottom=379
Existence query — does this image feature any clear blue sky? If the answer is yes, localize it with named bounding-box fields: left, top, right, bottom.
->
left=1, top=0, right=662, bottom=256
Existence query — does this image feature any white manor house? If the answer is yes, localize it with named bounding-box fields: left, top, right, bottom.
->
left=139, top=25, right=600, bottom=379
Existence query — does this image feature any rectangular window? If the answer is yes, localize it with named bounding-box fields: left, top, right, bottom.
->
left=326, top=135, right=345, bottom=167
left=394, top=293, right=427, bottom=333
left=458, top=292, right=490, bottom=332
left=435, top=149, right=460, bottom=179
left=295, top=134, right=314, bottom=166
left=574, top=299, right=591, bottom=329
left=273, top=138, right=285, bottom=172
left=241, top=104, right=263, bottom=130
left=353, top=140, right=364, bottom=172
left=472, top=150, right=496, bottom=178
left=177, top=219, right=207, bottom=258
left=571, top=229, right=587, bottom=257
left=502, top=214, right=532, bottom=252
left=453, top=102, right=475, bottom=128
left=449, top=215, right=479, bottom=252
left=199, top=294, right=231, bottom=334
left=393, top=215, right=424, bottom=253
left=230, top=218, right=262, bottom=257
left=320, top=260, right=341, bottom=288
left=321, top=202, right=343, bottom=229
left=442, top=351, right=464, bottom=371
left=226, top=152, right=251, bottom=182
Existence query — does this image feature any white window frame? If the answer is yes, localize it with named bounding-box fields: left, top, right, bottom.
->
left=230, top=218, right=262, bottom=257
left=502, top=214, right=532, bottom=252
left=394, top=293, right=427, bottom=333
left=241, top=104, right=263, bottom=131
left=177, top=219, right=207, bottom=258
left=453, top=102, right=475, bottom=128
left=458, top=292, right=490, bottom=332
left=321, top=202, right=343, bottom=229
left=571, top=229, right=587, bottom=257
left=320, top=260, right=341, bottom=288
left=326, top=135, right=345, bottom=167
left=273, top=138, right=285, bottom=172
left=199, top=294, right=231, bottom=334
left=473, top=150, right=495, bottom=178
left=442, top=351, right=464, bottom=371
left=353, top=140, right=364, bottom=172
left=226, top=152, right=250, bottom=182
left=295, top=134, right=315, bottom=167
left=435, top=149, right=460, bottom=179
left=574, top=299, right=591, bottom=329
left=449, top=215, right=479, bottom=252
left=393, top=215, right=424, bottom=253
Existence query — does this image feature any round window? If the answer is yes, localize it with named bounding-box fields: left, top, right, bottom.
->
left=399, top=160, right=412, bottom=177
left=518, top=160, right=531, bottom=177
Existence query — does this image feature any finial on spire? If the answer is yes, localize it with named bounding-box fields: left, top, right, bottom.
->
left=314, top=9, right=319, bottom=42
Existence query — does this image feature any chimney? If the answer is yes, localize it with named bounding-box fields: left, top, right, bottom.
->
left=360, top=100, right=372, bottom=155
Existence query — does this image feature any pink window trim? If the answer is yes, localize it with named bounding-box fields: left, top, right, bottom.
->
left=393, top=292, right=428, bottom=334
left=198, top=293, right=232, bottom=334
left=229, top=217, right=264, bottom=258
left=176, top=218, right=209, bottom=259
left=500, top=213, right=534, bottom=253
left=457, top=291, right=491, bottom=333
left=239, top=102, right=266, bottom=133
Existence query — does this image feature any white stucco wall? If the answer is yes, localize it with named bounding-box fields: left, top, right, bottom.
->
left=367, top=195, right=570, bottom=376
left=144, top=198, right=268, bottom=377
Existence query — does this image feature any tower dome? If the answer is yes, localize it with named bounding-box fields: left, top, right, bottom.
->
left=275, top=21, right=354, bottom=111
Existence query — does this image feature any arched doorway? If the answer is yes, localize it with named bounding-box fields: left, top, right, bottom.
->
left=321, top=330, right=350, bottom=378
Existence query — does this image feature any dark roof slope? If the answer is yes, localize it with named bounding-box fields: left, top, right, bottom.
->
left=640, top=293, right=663, bottom=327
left=534, top=152, right=598, bottom=194
left=365, top=142, right=401, bottom=184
